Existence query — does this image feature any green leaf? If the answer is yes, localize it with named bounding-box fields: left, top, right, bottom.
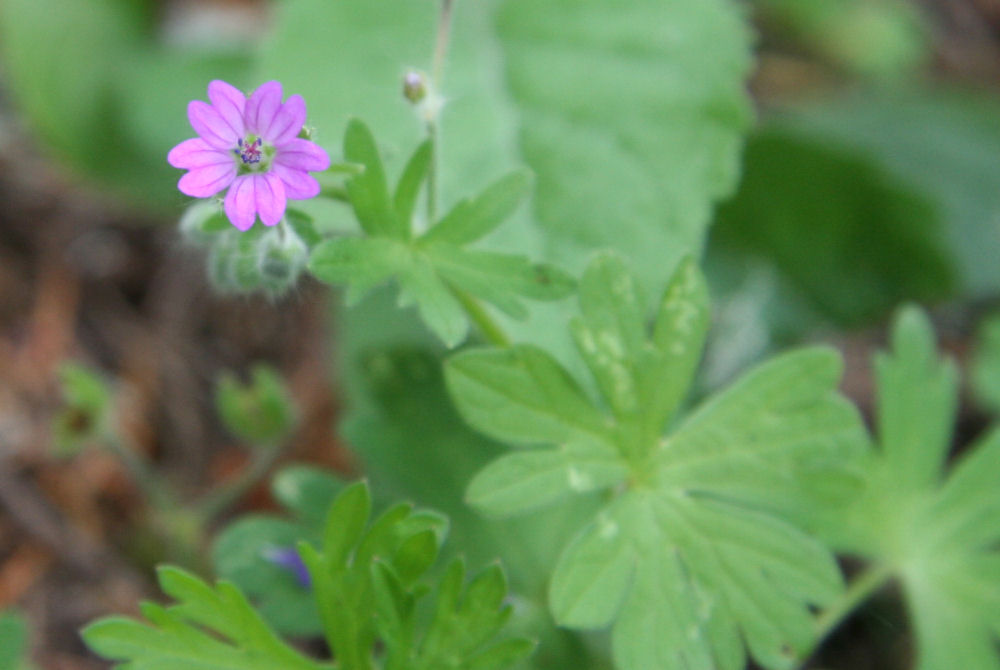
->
left=712, top=128, right=955, bottom=326
left=426, top=245, right=575, bottom=320
left=398, top=257, right=470, bottom=347
left=0, top=610, right=29, bottom=670
left=212, top=465, right=344, bottom=636
left=497, top=0, right=753, bottom=288
left=422, top=171, right=532, bottom=246
left=774, top=89, right=1000, bottom=298
left=408, top=559, right=533, bottom=670
left=260, top=0, right=752, bottom=295
left=82, top=567, right=329, bottom=670
left=341, top=342, right=608, bottom=668
left=271, top=465, right=347, bottom=527
left=0, top=0, right=142, bottom=174
left=755, top=0, right=930, bottom=77
left=466, top=445, right=627, bottom=517
left=448, top=254, right=865, bottom=669
left=309, top=237, right=412, bottom=305
left=182, top=478, right=532, bottom=669
left=323, top=480, right=372, bottom=566
left=446, top=345, right=613, bottom=448
left=394, top=140, right=433, bottom=226
left=971, top=314, right=1000, bottom=415
left=874, top=308, right=957, bottom=493
left=344, top=118, right=405, bottom=240
left=312, top=123, right=573, bottom=348
left=830, top=307, right=1000, bottom=670
left=52, top=361, right=112, bottom=457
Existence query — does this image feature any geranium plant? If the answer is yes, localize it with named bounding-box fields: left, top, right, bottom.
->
left=33, top=1, right=995, bottom=669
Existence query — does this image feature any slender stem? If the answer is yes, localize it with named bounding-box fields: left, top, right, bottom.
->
left=104, top=434, right=174, bottom=511
left=194, top=445, right=284, bottom=522
left=801, top=562, right=893, bottom=667
left=451, top=286, right=511, bottom=348
left=424, top=0, right=455, bottom=226
left=320, top=184, right=350, bottom=203
left=422, top=0, right=509, bottom=348
left=432, top=0, right=454, bottom=91
left=425, top=121, right=438, bottom=224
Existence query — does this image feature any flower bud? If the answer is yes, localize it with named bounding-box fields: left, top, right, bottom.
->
left=52, top=362, right=112, bottom=457
left=256, top=224, right=308, bottom=296
left=403, top=69, right=428, bottom=104
left=215, top=364, right=297, bottom=447
left=179, top=201, right=229, bottom=247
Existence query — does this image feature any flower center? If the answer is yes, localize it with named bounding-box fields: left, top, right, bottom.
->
left=233, top=136, right=276, bottom=175
left=235, top=137, right=263, bottom=165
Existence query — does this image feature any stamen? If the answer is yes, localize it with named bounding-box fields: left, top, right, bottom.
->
left=235, top=137, right=263, bottom=165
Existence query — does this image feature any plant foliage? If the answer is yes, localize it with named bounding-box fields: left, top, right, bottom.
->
left=83, top=481, right=533, bottom=670
left=309, top=119, right=574, bottom=346
left=825, top=307, right=1000, bottom=670
left=445, top=253, right=866, bottom=669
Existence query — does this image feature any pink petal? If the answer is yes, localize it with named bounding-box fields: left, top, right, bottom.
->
left=245, top=81, right=283, bottom=136
left=264, top=94, right=307, bottom=146
left=188, top=100, right=239, bottom=149
left=256, top=173, right=287, bottom=226
left=274, top=139, right=331, bottom=172
left=207, top=80, right=247, bottom=139
left=224, top=175, right=257, bottom=231
left=168, top=138, right=232, bottom=169
left=178, top=163, right=236, bottom=197
left=272, top=163, right=321, bottom=200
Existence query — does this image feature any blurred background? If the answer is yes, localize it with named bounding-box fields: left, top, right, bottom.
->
left=1, top=0, right=1000, bottom=667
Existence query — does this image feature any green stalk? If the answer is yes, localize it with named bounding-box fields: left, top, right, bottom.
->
left=424, top=0, right=455, bottom=226
left=450, top=286, right=511, bottom=348
left=194, top=444, right=284, bottom=523
left=420, top=0, right=511, bottom=349
left=799, top=562, right=894, bottom=667
left=103, top=434, right=174, bottom=511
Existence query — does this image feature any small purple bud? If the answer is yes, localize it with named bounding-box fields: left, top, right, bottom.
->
left=403, top=70, right=427, bottom=104
left=263, top=546, right=312, bottom=588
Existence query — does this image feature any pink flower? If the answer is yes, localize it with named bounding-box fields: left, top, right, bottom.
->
left=167, top=80, right=330, bottom=231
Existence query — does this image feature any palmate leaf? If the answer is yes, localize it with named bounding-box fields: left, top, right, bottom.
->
left=85, top=481, right=531, bottom=670
left=829, top=307, right=1000, bottom=670
left=309, top=120, right=574, bottom=347
left=445, top=253, right=866, bottom=670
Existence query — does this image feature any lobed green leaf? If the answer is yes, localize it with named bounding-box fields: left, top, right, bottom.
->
left=344, top=118, right=405, bottom=239
left=422, top=170, right=532, bottom=246
left=449, top=253, right=863, bottom=670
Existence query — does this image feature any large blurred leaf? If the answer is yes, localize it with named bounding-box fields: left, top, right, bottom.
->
left=755, top=0, right=929, bottom=77
left=0, top=0, right=251, bottom=210
left=260, top=0, right=752, bottom=289
left=712, top=128, right=954, bottom=326
left=775, top=90, right=1000, bottom=297
left=0, top=0, right=145, bottom=162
